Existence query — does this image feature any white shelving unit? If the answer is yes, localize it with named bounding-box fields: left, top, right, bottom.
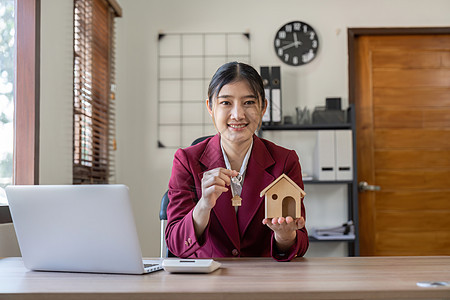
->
left=260, top=105, right=358, bottom=256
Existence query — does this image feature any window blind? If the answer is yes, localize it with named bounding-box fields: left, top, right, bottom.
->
left=73, top=0, right=121, bottom=184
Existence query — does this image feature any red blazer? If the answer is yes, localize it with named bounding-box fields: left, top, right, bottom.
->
left=166, top=134, right=309, bottom=261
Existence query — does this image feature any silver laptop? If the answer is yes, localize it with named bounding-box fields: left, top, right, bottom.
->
left=6, top=184, right=163, bottom=274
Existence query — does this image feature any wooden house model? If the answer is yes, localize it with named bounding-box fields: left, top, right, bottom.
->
left=260, top=174, right=306, bottom=219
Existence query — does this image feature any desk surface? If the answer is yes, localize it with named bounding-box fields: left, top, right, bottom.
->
left=0, top=256, right=449, bottom=300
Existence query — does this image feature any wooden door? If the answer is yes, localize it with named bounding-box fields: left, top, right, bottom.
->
left=351, top=30, right=450, bottom=255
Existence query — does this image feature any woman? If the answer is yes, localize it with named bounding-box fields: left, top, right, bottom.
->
left=166, top=62, right=308, bottom=261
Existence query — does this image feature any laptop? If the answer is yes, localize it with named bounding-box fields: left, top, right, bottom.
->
left=6, top=184, right=163, bottom=274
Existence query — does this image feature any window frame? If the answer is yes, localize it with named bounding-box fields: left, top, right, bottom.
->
left=0, top=0, right=40, bottom=224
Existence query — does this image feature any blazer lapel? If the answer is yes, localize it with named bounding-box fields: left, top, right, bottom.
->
left=198, top=134, right=241, bottom=250
left=238, top=136, right=276, bottom=236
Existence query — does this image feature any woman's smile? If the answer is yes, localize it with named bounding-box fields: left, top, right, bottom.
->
left=228, top=123, right=248, bottom=130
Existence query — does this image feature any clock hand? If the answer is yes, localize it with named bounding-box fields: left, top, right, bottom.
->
left=294, top=33, right=298, bottom=47
left=281, top=40, right=303, bottom=50
left=281, top=42, right=297, bottom=50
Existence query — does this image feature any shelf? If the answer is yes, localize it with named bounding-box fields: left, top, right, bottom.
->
left=259, top=104, right=358, bottom=256
left=303, top=180, right=353, bottom=184
left=309, top=236, right=356, bottom=242
left=261, top=123, right=351, bottom=131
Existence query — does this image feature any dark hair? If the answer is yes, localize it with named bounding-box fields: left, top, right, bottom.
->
left=207, top=62, right=265, bottom=110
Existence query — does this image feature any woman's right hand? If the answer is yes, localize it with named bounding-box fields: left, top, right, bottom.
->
left=193, top=167, right=239, bottom=238
left=198, top=167, right=239, bottom=210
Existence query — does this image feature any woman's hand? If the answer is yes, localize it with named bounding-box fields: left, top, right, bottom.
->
left=262, top=216, right=305, bottom=252
left=193, top=168, right=239, bottom=238
left=198, top=168, right=239, bottom=210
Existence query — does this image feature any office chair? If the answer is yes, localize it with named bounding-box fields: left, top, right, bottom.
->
left=159, top=190, right=172, bottom=257
left=159, top=135, right=213, bottom=258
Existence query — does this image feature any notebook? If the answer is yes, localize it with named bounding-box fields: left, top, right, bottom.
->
left=6, top=184, right=163, bottom=274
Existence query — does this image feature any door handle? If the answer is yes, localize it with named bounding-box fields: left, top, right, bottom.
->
left=358, top=181, right=381, bottom=192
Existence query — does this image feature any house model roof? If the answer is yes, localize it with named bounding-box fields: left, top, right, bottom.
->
left=259, top=173, right=306, bottom=198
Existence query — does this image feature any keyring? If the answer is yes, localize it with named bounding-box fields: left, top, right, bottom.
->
left=232, top=173, right=243, bottom=185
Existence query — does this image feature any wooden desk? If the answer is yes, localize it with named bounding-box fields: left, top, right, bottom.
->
left=0, top=256, right=449, bottom=299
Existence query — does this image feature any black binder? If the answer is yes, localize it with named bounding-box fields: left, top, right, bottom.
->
left=271, top=66, right=282, bottom=124
left=260, top=66, right=271, bottom=124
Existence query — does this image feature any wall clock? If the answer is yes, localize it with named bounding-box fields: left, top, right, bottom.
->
left=274, top=21, right=319, bottom=66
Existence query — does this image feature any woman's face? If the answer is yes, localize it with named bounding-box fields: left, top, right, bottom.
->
left=207, top=80, right=266, bottom=146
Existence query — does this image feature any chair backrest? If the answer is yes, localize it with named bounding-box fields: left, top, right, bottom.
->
left=159, top=135, right=213, bottom=257
left=159, top=191, right=169, bottom=221
left=190, top=135, right=212, bottom=146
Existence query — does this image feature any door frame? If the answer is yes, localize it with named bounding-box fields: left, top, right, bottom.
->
left=347, top=27, right=450, bottom=255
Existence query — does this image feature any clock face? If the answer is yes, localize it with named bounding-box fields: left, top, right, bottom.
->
left=274, top=21, right=319, bottom=66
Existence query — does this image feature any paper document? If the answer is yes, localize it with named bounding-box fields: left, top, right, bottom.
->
left=310, top=221, right=355, bottom=240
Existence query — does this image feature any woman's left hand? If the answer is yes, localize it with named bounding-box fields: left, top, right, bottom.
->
left=262, top=216, right=305, bottom=252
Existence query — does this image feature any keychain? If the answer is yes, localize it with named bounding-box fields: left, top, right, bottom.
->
left=221, top=141, right=252, bottom=208
left=231, top=173, right=243, bottom=207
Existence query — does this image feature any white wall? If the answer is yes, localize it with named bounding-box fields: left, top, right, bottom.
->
left=2, top=0, right=449, bottom=258
left=39, top=0, right=73, bottom=185
left=115, top=0, right=450, bottom=257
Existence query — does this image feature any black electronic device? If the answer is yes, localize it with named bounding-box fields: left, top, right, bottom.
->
left=312, top=107, right=346, bottom=124
left=326, top=98, right=342, bottom=110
